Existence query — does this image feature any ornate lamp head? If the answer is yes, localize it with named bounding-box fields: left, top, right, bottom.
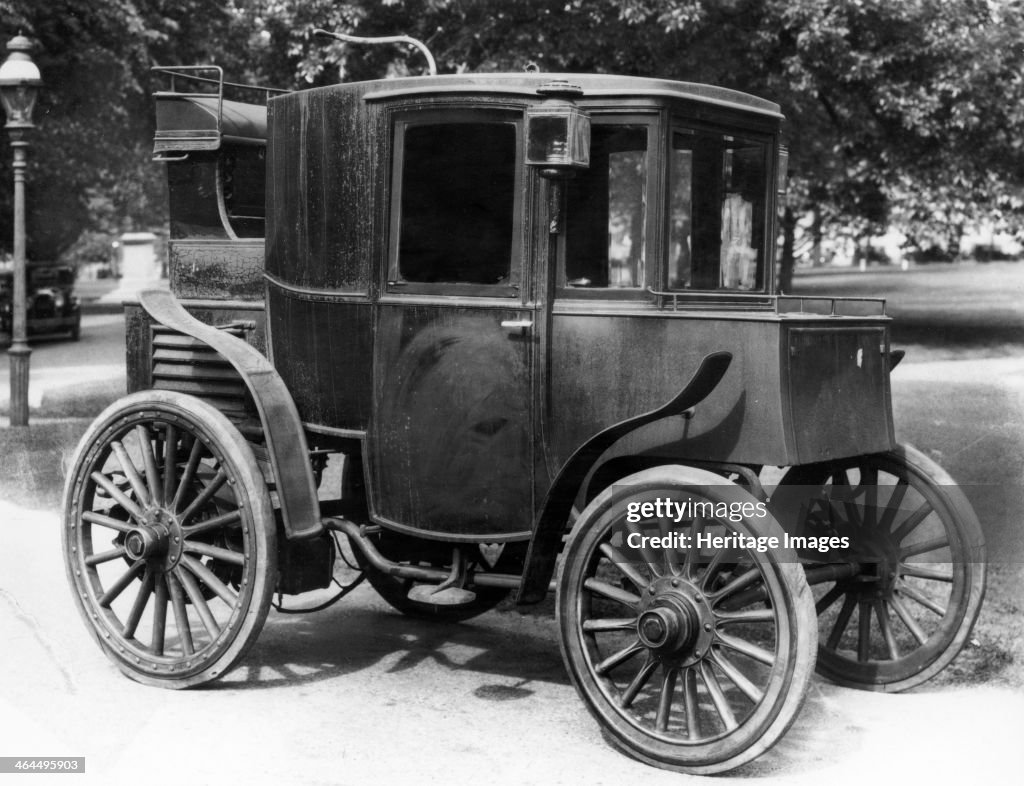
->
left=0, top=35, right=41, bottom=129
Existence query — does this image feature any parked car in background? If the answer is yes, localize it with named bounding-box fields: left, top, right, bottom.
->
left=0, top=263, right=82, bottom=343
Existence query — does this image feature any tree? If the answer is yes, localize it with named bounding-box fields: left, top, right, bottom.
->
left=0, top=0, right=240, bottom=260
left=4, top=0, right=1023, bottom=272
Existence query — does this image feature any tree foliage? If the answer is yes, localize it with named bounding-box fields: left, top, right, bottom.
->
left=2, top=0, right=1023, bottom=263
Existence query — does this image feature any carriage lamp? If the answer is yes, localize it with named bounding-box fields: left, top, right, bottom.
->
left=0, top=34, right=42, bottom=427
left=776, top=145, right=789, bottom=196
left=527, top=80, right=590, bottom=176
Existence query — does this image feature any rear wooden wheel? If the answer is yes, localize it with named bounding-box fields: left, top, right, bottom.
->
left=557, top=466, right=816, bottom=775
left=63, top=391, right=276, bottom=687
left=770, top=444, right=986, bottom=691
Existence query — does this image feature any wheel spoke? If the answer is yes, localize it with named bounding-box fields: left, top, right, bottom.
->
left=900, top=564, right=954, bottom=583
left=834, top=469, right=863, bottom=530
left=594, top=639, right=644, bottom=676
left=122, top=569, right=154, bottom=639
left=875, top=600, right=900, bottom=660
left=709, top=566, right=763, bottom=605
left=891, top=500, right=932, bottom=544
left=98, top=560, right=145, bottom=607
left=861, top=467, right=878, bottom=530
left=82, top=511, right=134, bottom=533
left=90, top=472, right=144, bottom=521
left=717, top=631, right=775, bottom=666
left=166, top=572, right=194, bottom=655
left=179, top=468, right=228, bottom=525
left=857, top=600, right=872, bottom=662
left=620, top=654, right=659, bottom=708
left=876, top=479, right=908, bottom=533
left=889, top=594, right=928, bottom=645
left=709, top=649, right=764, bottom=704
left=182, top=508, right=242, bottom=538
left=175, top=566, right=221, bottom=638
left=582, top=617, right=636, bottom=633
left=657, top=516, right=683, bottom=576
left=181, top=555, right=239, bottom=608
left=162, top=424, right=178, bottom=506
left=625, top=520, right=662, bottom=575
left=826, top=594, right=857, bottom=650
left=715, top=607, right=775, bottom=626
left=683, top=667, right=700, bottom=740
left=815, top=583, right=845, bottom=616
left=599, top=542, right=649, bottom=591
left=699, top=661, right=738, bottom=731
left=84, top=546, right=127, bottom=567
left=583, top=578, right=642, bottom=610
left=184, top=541, right=245, bottom=567
left=151, top=574, right=169, bottom=656
left=110, top=440, right=150, bottom=508
left=897, top=582, right=948, bottom=617
left=682, top=515, right=704, bottom=579
left=172, top=437, right=205, bottom=514
left=136, top=425, right=163, bottom=506
left=700, top=545, right=732, bottom=593
left=900, top=536, right=950, bottom=559
left=655, top=666, right=678, bottom=731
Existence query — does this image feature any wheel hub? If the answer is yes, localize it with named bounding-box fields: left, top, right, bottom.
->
left=124, top=509, right=184, bottom=570
left=639, top=577, right=717, bottom=665
left=124, top=524, right=166, bottom=560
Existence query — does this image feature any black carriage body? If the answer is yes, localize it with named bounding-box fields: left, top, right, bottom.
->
left=259, top=74, right=895, bottom=543
left=131, top=70, right=896, bottom=546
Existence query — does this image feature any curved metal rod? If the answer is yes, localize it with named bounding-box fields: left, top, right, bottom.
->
left=313, top=28, right=437, bottom=76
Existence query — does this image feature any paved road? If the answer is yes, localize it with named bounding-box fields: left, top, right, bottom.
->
left=0, top=314, right=126, bottom=414
left=2, top=497, right=1022, bottom=786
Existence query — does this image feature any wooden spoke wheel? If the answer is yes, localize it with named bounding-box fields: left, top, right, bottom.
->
left=352, top=529, right=521, bottom=622
left=770, top=444, right=986, bottom=692
left=557, top=466, right=816, bottom=775
left=63, top=391, right=276, bottom=688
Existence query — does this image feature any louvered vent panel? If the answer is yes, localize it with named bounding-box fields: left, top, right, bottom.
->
left=151, top=325, right=256, bottom=424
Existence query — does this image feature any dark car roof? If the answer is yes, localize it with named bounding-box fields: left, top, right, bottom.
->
left=333, top=72, right=781, bottom=118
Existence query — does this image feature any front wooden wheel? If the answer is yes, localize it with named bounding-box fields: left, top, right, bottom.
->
left=557, top=466, right=816, bottom=775
left=62, top=390, right=277, bottom=687
left=770, top=444, right=986, bottom=691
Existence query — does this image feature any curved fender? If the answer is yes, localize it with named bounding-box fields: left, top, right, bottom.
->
left=516, top=351, right=732, bottom=604
left=138, top=289, right=321, bottom=540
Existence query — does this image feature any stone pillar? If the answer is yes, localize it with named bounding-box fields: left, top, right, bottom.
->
left=100, top=231, right=166, bottom=303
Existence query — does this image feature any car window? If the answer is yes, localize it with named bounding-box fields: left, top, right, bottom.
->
left=564, top=124, right=649, bottom=289
left=393, top=120, right=518, bottom=287
left=670, top=129, right=767, bottom=291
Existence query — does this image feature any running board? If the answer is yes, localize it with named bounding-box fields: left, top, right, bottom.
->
left=323, top=517, right=556, bottom=593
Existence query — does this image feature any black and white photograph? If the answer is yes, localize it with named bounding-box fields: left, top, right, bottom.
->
left=1, top=2, right=1022, bottom=784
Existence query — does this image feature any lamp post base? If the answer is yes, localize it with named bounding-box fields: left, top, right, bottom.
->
left=7, top=341, right=30, bottom=426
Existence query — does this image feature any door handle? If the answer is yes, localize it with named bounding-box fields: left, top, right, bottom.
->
left=500, top=319, right=533, bottom=330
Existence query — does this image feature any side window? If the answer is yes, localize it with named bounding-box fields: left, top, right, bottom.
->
left=392, top=119, right=518, bottom=288
left=671, top=130, right=767, bottom=291
left=565, top=124, right=650, bottom=289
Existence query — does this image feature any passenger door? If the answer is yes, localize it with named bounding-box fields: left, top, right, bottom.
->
left=368, top=111, right=535, bottom=541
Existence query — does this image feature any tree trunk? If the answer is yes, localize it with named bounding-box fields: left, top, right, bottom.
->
left=810, top=207, right=823, bottom=266
left=777, top=206, right=797, bottom=293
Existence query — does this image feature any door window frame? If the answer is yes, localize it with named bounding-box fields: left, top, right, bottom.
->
left=385, top=107, right=525, bottom=299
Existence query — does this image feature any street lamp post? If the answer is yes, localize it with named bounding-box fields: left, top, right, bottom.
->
left=0, top=35, right=41, bottom=427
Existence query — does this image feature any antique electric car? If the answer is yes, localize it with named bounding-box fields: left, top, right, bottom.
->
left=0, top=262, right=81, bottom=343
left=62, top=59, right=985, bottom=775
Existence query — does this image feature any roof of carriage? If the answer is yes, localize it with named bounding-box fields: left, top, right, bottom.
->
left=285, top=71, right=784, bottom=119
